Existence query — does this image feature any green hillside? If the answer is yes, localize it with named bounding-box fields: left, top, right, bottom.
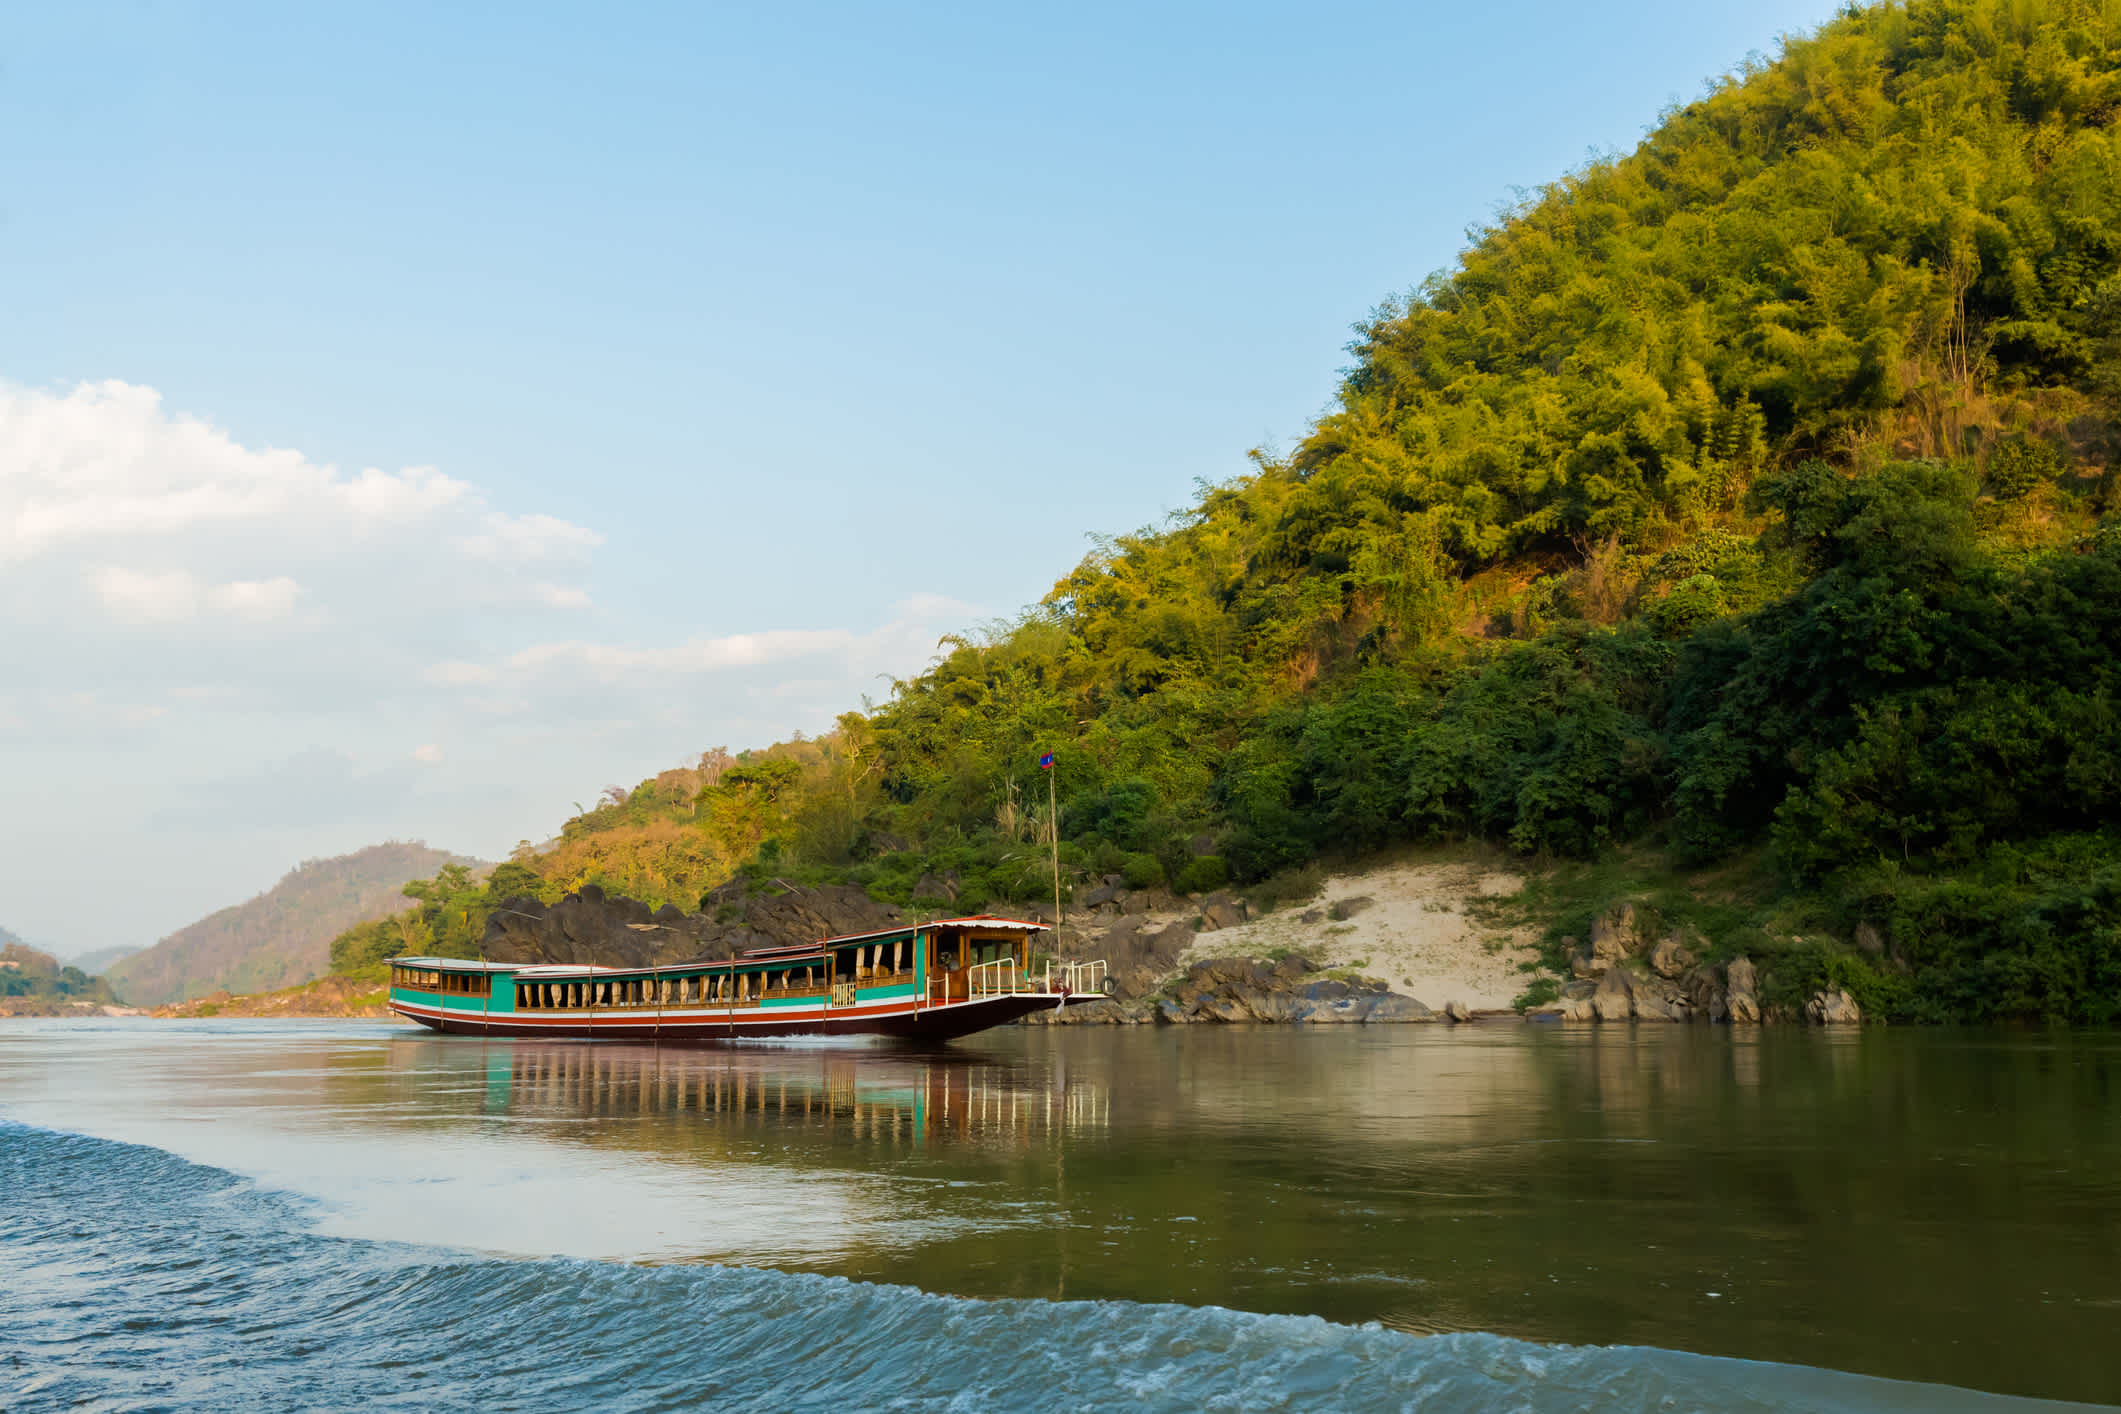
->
left=111, top=842, right=484, bottom=1006
left=362, top=0, right=2121, bottom=1022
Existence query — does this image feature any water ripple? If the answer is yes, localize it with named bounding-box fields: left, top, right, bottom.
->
left=2, top=1121, right=2094, bottom=1413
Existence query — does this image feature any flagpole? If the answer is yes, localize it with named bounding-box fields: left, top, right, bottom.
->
left=1046, top=752, right=1062, bottom=926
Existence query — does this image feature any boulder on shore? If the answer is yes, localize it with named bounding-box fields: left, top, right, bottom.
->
left=1680, top=964, right=1729, bottom=1023
left=1648, top=930, right=1698, bottom=979
left=1806, top=987, right=1863, bottom=1025
left=1725, top=956, right=1761, bottom=1024
left=1589, top=903, right=1642, bottom=967
left=1076, top=953, right=1434, bottom=1025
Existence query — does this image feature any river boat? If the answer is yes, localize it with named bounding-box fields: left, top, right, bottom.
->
left=386, top=915, right=1107, bottom=1042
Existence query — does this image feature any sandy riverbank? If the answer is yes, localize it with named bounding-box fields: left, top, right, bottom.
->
left=1175, top=858, right=1539, bottom=1012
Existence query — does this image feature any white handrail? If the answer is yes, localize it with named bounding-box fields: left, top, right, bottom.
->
left=968, top=957, right=1023, bottom=996
left=1039, top=958, right=1107, bottom=995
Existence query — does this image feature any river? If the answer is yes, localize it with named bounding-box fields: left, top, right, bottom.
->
left=1, top=1019, right=2114, bottom=1410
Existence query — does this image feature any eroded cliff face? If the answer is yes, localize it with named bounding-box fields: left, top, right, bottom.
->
left=478, top=880, right=904, bottom=968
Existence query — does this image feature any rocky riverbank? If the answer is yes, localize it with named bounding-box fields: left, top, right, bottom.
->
left=0, top=997, right=143, bottom=1019
left=1022, top=953, right=1442, bottom=1025
left=1519, top=902, right=1862, bottom=1026
left=1031, top=876, right=1868, bottom=1026
left=151, top=974, right=390, bottom=1018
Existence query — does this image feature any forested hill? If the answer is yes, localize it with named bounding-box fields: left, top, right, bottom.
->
left=110, top=843, right=483, bottom=1006
left=1, top=941, right=120, bottom=1014
left=365, top=0, right=2121, bottom=1023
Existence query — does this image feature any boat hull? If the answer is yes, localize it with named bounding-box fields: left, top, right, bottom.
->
left=388, top=989, right=1097, bottom=1042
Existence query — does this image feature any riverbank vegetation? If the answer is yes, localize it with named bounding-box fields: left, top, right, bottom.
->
left=345, top=0, right=2121, bottom=1023
left=1, top=942, right=122, bottom=1016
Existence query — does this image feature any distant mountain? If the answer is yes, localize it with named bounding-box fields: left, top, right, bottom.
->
left=67, top=945, right=140, bottom=976
left=106, top=843, right=484, bottom=1006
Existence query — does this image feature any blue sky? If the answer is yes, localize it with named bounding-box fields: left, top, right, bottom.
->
left=0, top=0, right=1838, bottom=954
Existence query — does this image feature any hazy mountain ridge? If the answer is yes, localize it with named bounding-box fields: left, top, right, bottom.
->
left=108, top=842, right=485, bottom=1006
left=65, top=945, right=140, bottom=976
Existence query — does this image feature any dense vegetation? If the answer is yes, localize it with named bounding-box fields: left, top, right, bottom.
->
left=353, top=0, right=2121, bottom=1022
left=1, top=942, right=120, bottom=1013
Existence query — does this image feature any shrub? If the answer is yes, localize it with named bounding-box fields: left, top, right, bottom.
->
left=1176, top=855, right=1230, bottom=894
left=1120, top=853, right=1165, bottom=889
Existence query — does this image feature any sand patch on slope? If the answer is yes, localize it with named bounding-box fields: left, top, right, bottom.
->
left=1178, top=857, right=1540, bottom=1011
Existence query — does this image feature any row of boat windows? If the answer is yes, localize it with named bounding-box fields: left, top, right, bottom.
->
left=520, top=969, right=836, bottom=1009
left=390, top=968, right=488, bottom=994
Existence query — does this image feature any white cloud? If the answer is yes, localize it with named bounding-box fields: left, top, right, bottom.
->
left=0, top=379, right=600, bottom=582
left=457, top=512, right=602, bottom=563
left=209, top=576, right=301, bottom=621
left=530, top=583, right=592, bottom=610
left=502, top=627, right=856, bottom=677
left=90, top=566, right=200, bottom=623
left=86, top=566, right=302, bottom=624
left=0, top=378, right=989, bottom=953
left=436, top=595, right=981, bottom=686
left=0, top=382, right=496, bottom=561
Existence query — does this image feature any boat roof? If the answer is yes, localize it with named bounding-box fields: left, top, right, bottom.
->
left=390, top=956, right=519, bottom=971
left=389, top=915, right=1050, bottom=974
left=810, top=915, right=1048, bottom=948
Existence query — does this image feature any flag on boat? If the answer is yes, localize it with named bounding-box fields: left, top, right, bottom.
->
left=1039, top=752, right=1055, bottom=770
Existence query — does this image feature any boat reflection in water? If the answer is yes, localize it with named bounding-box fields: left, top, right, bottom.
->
left=382, top=1035, right=1112, bottom=1155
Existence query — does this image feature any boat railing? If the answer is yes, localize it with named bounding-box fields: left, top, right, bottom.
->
left=968, top=957, right=1028, bottom=997
left=1043, top=959, right=1107, bottom=996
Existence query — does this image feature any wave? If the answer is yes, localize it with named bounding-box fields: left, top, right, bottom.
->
left=0, top=1122, right=2087, bottom=1413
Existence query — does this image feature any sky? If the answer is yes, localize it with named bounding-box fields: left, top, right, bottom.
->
left=0, top=0, right=1841, bottom=957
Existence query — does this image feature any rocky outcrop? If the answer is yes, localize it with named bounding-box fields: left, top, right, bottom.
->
left=1725, top=956, right=1761, bottom=1024
left=1076, top=875, right=1186, bottom=919
left=1648, top=930, right=1698, bottom=979
left=1589, top=903, right=1641, bottom=968
left=1027, top=954, right=1435, bottom=1025
left=1806, top=987, right=1863, bottom=1025
left=910, top=872, right=959, bottom=903
left=1094, top=916, right=1199, bottom=999
left=480, top=879, right=903, bottom=969
left=1679, top=964, right=1729, bottom=1023
left=1534, top=923, right=1775, bottom=1025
